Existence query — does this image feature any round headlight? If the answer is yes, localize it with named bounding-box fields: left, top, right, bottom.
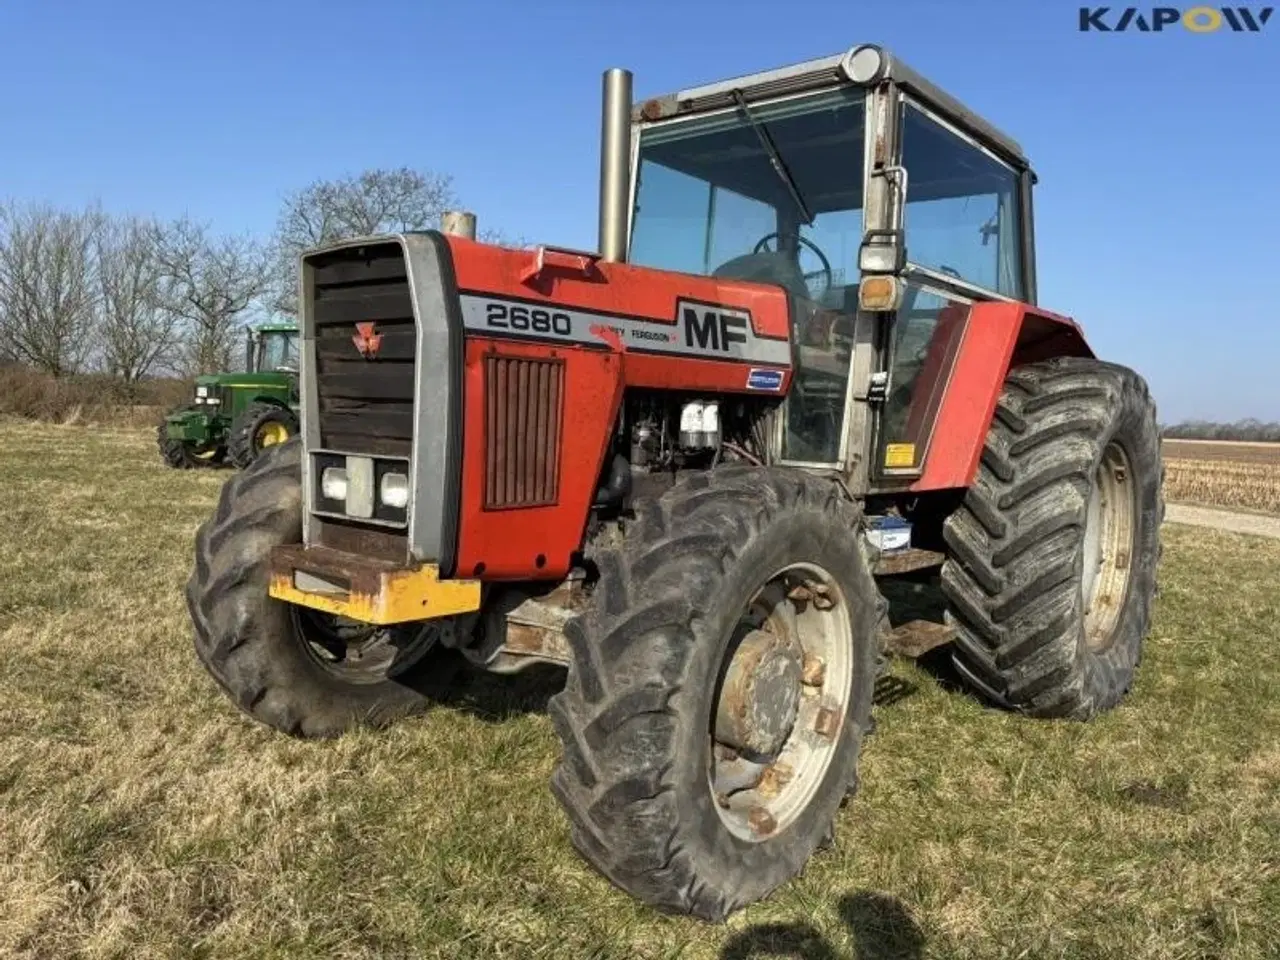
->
left=380, top=472, right=409, bottom=510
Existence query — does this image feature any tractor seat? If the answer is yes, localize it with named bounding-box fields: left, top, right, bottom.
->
left=711, top=251, right=812, bottom=306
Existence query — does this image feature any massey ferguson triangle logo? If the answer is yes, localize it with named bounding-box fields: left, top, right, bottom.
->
left=352, top=321, right=382, bottom=359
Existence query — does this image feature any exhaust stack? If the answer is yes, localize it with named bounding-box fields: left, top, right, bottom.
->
left=598, top=67, right=633, bottom=263
left=441, top=210, right=477, bottom=239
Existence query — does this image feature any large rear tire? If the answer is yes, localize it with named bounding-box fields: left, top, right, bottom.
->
left=227, top=401, right=299, bottom=470
left=186, top=437, right=465, bottom=738
left=940, top=357, right=1163, bottom=720
left=548, top=466, right=884, bottom=921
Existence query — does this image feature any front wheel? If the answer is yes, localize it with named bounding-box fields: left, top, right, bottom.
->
left=156, top=406, right=225, bottom=469
left=940, top=357, right=1164, bottom=720
left=186, top=438, right=467, bottom=737
left=548, top=466, right=885, bottom=921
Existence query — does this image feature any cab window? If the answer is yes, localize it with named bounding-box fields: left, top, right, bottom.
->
left=900, top=102, right=1024, bottom=299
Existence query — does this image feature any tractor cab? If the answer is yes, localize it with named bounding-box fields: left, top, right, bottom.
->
left=248, top=323, right=300, bottom=373
left=624, top=44, right=1037, bottom=485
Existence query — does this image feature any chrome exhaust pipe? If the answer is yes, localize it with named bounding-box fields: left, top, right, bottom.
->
left=441, top=210, right=477, bottom=239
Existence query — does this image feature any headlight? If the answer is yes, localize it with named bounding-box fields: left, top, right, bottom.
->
left=321, top=467, right=348, bottom=500
left=380, top=472, right=409, bottom=509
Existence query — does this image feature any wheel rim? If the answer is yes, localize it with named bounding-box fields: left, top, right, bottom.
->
left=289, top=607, right=451, bottom=683
left=256, top=421, right=290, bottom=448
left=1082, top=441, right=1136, bottom=652
left=708, top=562, right=855, bottom=843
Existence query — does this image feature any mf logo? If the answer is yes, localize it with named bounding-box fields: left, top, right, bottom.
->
left=678, top=300, right=749, bottom=353
left=1079, top=6, right=1274, bottom=30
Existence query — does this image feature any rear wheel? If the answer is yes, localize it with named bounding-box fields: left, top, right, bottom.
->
left=940, top=357, right=1163, bottom=720
left=548, top=466, right=884, bottom=921
left=227, top=401, right=299, bottom=470
left=186, top=437, right=466, bottom=737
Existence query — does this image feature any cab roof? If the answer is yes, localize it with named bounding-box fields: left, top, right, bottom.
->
left=631, top=43, right=1030, bottom=174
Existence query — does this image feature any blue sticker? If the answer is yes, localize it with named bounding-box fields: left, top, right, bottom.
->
left=746, top=368, right=785, bottom=392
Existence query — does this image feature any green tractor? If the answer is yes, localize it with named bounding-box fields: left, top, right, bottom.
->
left=157, top=322, right=301, bottom=470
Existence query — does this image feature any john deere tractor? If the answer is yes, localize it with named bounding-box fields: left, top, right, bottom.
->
left=158, top=323, right=301, bottom=470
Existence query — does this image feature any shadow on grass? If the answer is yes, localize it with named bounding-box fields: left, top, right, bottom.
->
left=720, top=891, right=925, bottom=960
left=407, top=660, right=568, bottom=723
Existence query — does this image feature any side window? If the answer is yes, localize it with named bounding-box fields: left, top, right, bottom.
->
left=628, top=160, right=711, bottom=274
left=901, top=103, right=1023, bottom=298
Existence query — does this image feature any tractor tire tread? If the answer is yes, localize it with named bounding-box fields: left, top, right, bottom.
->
left=940, top=356, right=1163, bottom=720
left=548, top=466, right=884, bottom=922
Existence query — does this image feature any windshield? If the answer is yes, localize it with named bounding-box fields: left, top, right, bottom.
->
left=257, top=331, right=298, bottom=372
left=628, top=87, right=866, bottom=307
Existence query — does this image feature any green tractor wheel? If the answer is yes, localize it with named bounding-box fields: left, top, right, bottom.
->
left=157, top=406, right=226, bottom=469
left=227, top=401, right=300, bottom=470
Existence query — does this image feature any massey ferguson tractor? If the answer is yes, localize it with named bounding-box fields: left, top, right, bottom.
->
left=185, top=44, right=1163, bottom=922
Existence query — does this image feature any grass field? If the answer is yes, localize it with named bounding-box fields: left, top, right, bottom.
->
left=3, top=420, right=1280, bottom=960
left=1161, top=440, right=1280, bottom=515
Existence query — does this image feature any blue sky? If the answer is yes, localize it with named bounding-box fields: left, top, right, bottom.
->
left=1, top=0, right=1276, bottom=421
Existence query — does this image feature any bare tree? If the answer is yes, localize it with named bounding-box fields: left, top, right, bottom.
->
left=271, top=167, right=457, bottom=314
left=153, top=217, right=272, bottom=375
left=0, top=202, right=102, bottom=377
left=93, top=215, right=182, bottom=382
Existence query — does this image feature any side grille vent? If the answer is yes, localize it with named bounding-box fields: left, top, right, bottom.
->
left=483, top=355, right=564, bottom=510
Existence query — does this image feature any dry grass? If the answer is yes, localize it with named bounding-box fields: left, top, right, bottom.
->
left=1162, top=440, right=1280, bottom=464
left=1163, top=459, right=1280, bottom=515
left=2, top=420, right=1280, bottom=959
left=1161, top=441, right=1280, bottom=515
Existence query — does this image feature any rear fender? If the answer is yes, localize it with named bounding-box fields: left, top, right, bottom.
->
left=911, top=302, right=1093, bottom=492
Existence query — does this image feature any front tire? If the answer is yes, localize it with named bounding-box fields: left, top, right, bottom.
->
left=940, top=357, right=1163, bottom=720
left=186, top=437, right=464, bottom=738
left=548, top=466, right=884, bottom=921
left=156, top=406, right=225, bottom=469
left=227, top=401, right=299, bottom=470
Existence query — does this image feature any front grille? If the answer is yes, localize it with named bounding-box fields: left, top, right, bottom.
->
left=310, top=244, right=416, bottom=458
left=484, top=355, right=565, bottom=509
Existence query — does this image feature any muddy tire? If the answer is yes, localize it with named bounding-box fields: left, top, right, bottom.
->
left=940, top=357, right=1163, bottom=720
left=548, top=465, right=884, bottom=922
left=157, top=406, right=225, bottom=469
left=186, top=437, right=463, bottom=738
left=227, top=401, right=299, bottom=470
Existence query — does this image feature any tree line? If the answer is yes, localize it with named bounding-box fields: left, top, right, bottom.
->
left=1162, top=419, right=1280, bottom=443
left=0, top=167, right=514, bottom=382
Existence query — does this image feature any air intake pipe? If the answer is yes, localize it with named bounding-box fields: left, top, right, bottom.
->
left=598, top=67, right=633, bottom=263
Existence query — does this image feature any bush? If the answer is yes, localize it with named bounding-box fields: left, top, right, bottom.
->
left=0, top=365, right=191, bottom=427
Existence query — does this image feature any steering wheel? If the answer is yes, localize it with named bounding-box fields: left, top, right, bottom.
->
left=752, top=232, right=834, bottom=297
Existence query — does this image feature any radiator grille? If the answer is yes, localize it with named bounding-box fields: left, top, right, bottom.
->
left=310, top=244, right=415, bottom=458
left=484, top=355, right=564, bottom=510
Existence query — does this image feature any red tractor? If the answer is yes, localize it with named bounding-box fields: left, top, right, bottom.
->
left=186, top=44, right=1163, bottom=921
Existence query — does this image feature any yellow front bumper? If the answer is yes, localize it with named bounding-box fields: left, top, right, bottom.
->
left=268, top=544, right=481, bottom=625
